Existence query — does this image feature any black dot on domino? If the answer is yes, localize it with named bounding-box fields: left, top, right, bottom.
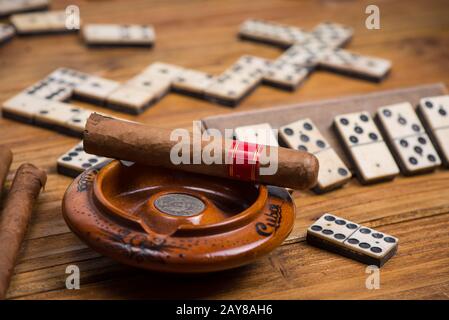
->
left=334, top=233, right=345, bottom=240
left=316, top=140, right=326, bottom=148
left=335, top=219, right=346, bottom=225
left=303, top=122, right=313, bottom=130
left=346, top=223, right=358, bottom=229
left=370, top=247, right=382, bottom=253
left=384, top=237, right=396, bottom=243
left=414, top=146, right=423, bottom=155
left=418, top=137, right=426, bottom=145
left=311, top=225, right=322, bottom=231
left=324, top=215, right=335, bottom=221
left=409, top=157, right=418, bottom=165
left=372, top=233, right=383, bottom=239
left=398, top=116, right=407, bottom=125
left=428, top=154, right=436, bottom=162
left=300, top=134, right=309, bottom=142
left=340, top=118, right=349, bottom=125
left=349, top=136, right=358, bottom=143
left=338, top=168, right=349, bottom=176
left=439, top=108, right=447, bottom=116
left=360, top=114, right=369, bottom=122
left=383, top=109, right=392, bottom=117
left=359, top=242, right=370, bottom=249
left=400, top=139, right=408, bottom=147
left=424, top=100, right=433, bottom=108
left=360, top=228, right=371, bottom=234
left=322, top=229, right=333, bottom=235
left=283, top=128, right=294, bottom=136
left=412, top=124, right=420, bottom=132
left=369, top=133, right=378, bottom=141
left=348, top=238, right=359, bottom=244
left=354, top=126, right=363, bottom=134
left=297, top=145, right=308, bottom=151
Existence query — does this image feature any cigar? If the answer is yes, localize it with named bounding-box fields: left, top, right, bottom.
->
left=0, top=164, right=46, bottom=300
left=0, top=146, right=13, bottom=198
left=84, top=114, right=319, bottom=190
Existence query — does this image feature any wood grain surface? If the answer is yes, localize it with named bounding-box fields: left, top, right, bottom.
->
left=0, top=0, right=448, bottom=300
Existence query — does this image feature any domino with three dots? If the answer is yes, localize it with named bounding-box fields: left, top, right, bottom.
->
left=307, top=213, right=398, bottom=267
left=280, top=118, right=351, bottom=192
left=418, top=95, right=449, bottom=167
left=57, top=141, right=110, bottom=178
left=377, top=102, right=441, bottom=174
left=334, top=111, right=399, bottom=184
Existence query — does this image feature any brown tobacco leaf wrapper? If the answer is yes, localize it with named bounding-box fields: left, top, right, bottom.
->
left=0, top=146, right=13, bottom=197
left=0, top=164, right=46, bottom=299
left=84, top=114, right=319, bottom=190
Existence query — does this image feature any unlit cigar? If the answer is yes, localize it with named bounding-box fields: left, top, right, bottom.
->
left=84, top=114, right=319, bottom=190
left=0, top=164, right=46, bottom=300
left=0, top=146, right=13, bottom=197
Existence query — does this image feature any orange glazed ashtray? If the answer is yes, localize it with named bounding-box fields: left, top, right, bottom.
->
left=62, top=161, right=295, bottom=273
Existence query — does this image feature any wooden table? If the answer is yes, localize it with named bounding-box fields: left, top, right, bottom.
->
left=1, top=0, right=448, bottom=300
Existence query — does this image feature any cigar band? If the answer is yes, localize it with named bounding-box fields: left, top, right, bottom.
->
left=227, top=140, right=263, bottom=181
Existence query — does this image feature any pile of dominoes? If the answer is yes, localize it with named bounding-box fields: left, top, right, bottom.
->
left=0, top=0, right=155, bottom=46
left=2, top=2, right=393, bottom=109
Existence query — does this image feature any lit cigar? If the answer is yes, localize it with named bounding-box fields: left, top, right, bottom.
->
left=0, top=146, right=12, bottom=197
left=0, top=164, right=46, bottom=299
left=84, top=114, right=319, bottom=190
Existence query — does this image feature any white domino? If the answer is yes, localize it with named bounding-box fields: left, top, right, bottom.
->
left=307, top=213, right=398, bottom=267
left=82, top=24, right=155, bottom=46
left=234, top=123, right=278, bottom=147
left=320, top=49, right=391, bottom=80
left=2, top=93, right=50, bottom=121
left=141, top=62, right=184, bottom=81
left=106, top=84, right=160, bottom=114
left=0, top=0, right=49, bottom=17
left=280, top=118, right=351, bottom=192
left=262, top=42, right=328, bottom=90
left=334, top=111, right=399, bottom=184
left=377, top=102, right=441, bottom=174
left=419, top=95, right=449, bottom=167
left=0, top=23, right=15, bottom=44
left=238, top=19, right=309, bottom=47
left=57, top=141, right=110, bottom=178
left=73, top=75, right=120, bottom=105
left=11, top=11, right=74, bottom=34
left=205, top=55, right=271, bottom=106
left=310, top=22, right=353, bottom=49
left=23, top=68, right=90, bottom=102
left=172, top=68, right=215, bottom=96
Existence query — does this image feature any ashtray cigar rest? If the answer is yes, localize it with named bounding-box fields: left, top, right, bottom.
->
left=62, top=161, right=295, bottom=273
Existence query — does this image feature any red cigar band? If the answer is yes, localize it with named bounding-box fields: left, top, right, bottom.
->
left=227, top=140, right=264, bottom=181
